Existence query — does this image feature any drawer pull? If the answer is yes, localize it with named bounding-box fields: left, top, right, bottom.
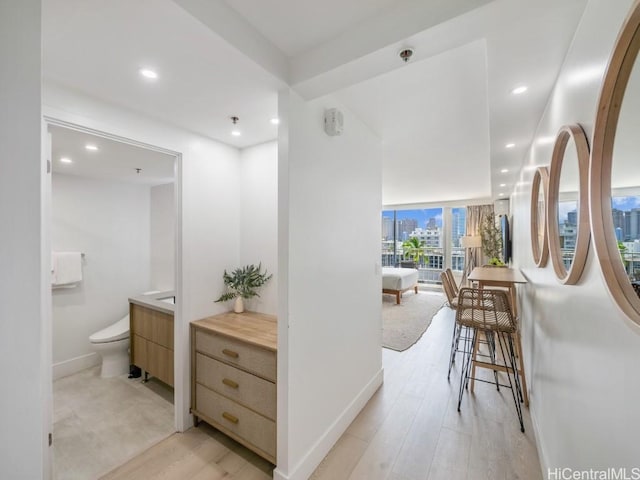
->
left=222, top=348, right=239, bottom=358
left=222, top=412, right=239, bottom=424
left=222, top=378, right=239, bottom=389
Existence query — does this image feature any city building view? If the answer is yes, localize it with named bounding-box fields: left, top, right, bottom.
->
left=558, top=196, right=640, bottom=279
left=558, top=201, right=578, bottom=268
left=612, top=196, right=640, bottom=280
left=381, top=207, right=466, bottom=283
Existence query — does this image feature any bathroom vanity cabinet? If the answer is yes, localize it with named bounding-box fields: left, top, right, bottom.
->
left=129, top=296, right=175, bottom=387
left=190, top=311, right=277, bottom=463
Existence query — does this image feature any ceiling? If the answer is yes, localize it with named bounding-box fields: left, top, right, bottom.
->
left=42, top=0, right=589, bottom=206
left=335, top=40, right=490, bottom=205
left=42, top=0, right=284, bottom=149
left=50, top=125, right=176, bottom=186
left=221, top=0, right=415, bottom=57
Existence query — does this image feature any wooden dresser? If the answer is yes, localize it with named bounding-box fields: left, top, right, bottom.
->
left=190, top=311, right=277, bottom=463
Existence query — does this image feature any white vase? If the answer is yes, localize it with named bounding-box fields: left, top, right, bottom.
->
left=233, top=297, right=244, bottom=313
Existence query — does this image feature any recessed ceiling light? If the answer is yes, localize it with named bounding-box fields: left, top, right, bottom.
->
left=501, top=168, right=509, bottom=173
left=270, top=117, right=280, bottom=125
left=85, top=144, right=98, bottom=151
left=230, top=116, right=241, bottom=136
left=511, top=85, right=528, bottom=95
left=60, top=157, right=72, bottom=164
left=498, top=193, right=505, bottom=196
left=505, top=143, right=515, bottom=149
left=500, top=183, right=506, bottom=187
left=139, top=68, right=158, bottom=80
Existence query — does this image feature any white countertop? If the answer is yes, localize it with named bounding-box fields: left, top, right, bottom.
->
left=128, top=290, right=175, bottom=315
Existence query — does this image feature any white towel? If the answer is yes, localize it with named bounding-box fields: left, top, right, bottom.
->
left=52, top=252, right=83, bottom=286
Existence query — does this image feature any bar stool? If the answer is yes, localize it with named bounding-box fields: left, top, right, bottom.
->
left=455, top=287, right=525, bottom=432
left=441, top=271, right=462, bottom=380
left=441, top=270, right=474, bottom=381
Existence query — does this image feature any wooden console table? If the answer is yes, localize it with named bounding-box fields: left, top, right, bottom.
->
left=467, top=266, right=529, bottom=406
left=190, top=311, right=277, bottom=463
left=468, top=266, right=527, bottom=316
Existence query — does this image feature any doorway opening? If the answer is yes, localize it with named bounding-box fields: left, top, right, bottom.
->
left=46, top=119, right=182, bottom=479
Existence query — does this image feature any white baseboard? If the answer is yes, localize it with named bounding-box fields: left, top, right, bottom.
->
left=52, top=352, right=100, bottom=380
left=273, top=368, right=384, bottom=480
left=529, top=402, right=549, bottom=476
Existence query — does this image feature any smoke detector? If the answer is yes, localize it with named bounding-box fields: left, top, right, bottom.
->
left=399, top=48, right=414, bottom=63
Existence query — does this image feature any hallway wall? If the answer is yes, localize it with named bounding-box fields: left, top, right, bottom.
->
left=511, top=0, right=640, bottom=471
left=239, top=141, right=278, bottom=315
left=0, top=2, right=47, bottom=479
left=276, top=91, right=383, bottom=480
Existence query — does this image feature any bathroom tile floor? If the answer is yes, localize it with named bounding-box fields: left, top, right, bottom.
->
left=53, top=366, right=175, bottom=480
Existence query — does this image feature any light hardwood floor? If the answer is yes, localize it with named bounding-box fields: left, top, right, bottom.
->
left=102, top=296, right=543, bottom=480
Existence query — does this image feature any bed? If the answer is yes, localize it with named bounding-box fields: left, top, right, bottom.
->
left=382, top=267, right=419, bottom=304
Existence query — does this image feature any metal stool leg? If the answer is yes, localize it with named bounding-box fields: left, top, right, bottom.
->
left=496, top=331, right=525, bottom=432
left=514, top=332, right=529, bottom=406
left=457, top=328, right=477, bottom=411
left=447, top=320, right=459, bottom=380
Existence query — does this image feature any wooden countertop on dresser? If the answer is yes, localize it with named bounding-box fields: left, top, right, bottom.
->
left=190, top=311, right=277, bottom=351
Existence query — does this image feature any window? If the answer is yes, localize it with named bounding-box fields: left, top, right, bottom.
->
left=451, top=208, right=466, bottom=272
left=381, top=210, right=397, bottom=267
left=381, top=207, right=444, bottom=283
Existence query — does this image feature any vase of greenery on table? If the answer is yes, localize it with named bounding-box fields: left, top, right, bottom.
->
left=214, top=263, right=273, bottom=313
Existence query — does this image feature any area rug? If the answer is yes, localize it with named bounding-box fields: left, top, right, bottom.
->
left=382, top=289, right=446, bottom=352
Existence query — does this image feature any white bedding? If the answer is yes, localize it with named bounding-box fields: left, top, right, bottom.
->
left=382, top=267, right=419, bottom=290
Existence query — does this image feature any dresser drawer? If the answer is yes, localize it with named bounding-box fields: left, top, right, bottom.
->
left=194, top=330, right=276, bottom=381
left=195, top=353, right=275, bottom=420
left=195, top=384, right=276, bottom=459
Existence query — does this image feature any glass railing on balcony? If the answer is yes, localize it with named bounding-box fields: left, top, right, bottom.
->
left=622, top=252, right=640, bottom=281
left=381, top=247, right=466, bottom=284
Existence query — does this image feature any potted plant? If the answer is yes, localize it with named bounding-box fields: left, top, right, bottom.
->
left=401, top=236, right=427, bottom=268
left=480, top=213, right=505, bottom=266
left=214, top=263, right=273, bottom=313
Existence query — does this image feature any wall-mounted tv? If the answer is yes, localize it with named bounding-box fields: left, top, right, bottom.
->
left=501, top=214, right=512, bottom=264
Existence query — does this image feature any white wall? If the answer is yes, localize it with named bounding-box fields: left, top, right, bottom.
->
left=0, top=2, right=47, bottom=479
left=43, top=83, right=241, bottom=431
left=51, top=174, right=151, bottom=378
left=275, top=91, right=383, bottom=480
left=239, top=141, right=278, bottom=314
left=151, top=182, right=176, bottom=291
left=511, top=0, right=640, bottom=472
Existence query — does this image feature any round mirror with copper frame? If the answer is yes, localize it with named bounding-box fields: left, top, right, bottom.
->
left=531, top=167, right=550, bottom=267
left=591, top=0, right=640, bottom=325
left=547, top=124, right=590, bottom=284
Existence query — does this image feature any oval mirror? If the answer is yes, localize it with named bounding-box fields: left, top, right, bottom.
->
left=591, top=0, right=640, bottom=324
left=547, top=125, right=590, bottom=284
left=531, top=167, right=550, bottom=267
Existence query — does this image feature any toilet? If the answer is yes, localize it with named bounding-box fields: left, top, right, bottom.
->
left=89, top=315, right=131, bottom=378
left=90, top=291, right=161, bottom=378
